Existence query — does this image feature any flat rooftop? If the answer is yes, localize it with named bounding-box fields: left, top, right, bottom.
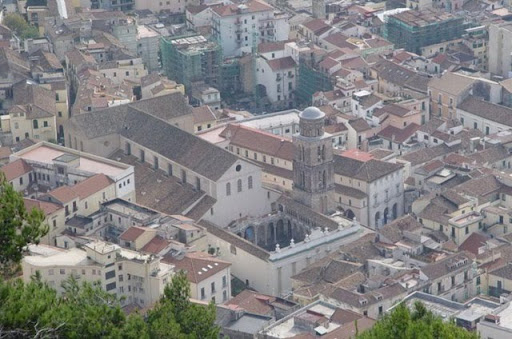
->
left=240, top=110, right=300, bottom=131
left=103, top=199, right=160, bottom=221
left=391, top=8, right=460, bottom=27
left=493, top=303, right=512, bottom=329
left=13, top=143, right=128, bottom=177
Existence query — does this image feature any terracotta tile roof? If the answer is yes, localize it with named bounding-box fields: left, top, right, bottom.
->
left=0, top=146, right=11, bottom=160
left=373, top=103, right=411, bottom=117
left=212, top=0, right=273, bottom=17
left=225, top=290, right=276, bottom=315
left=334, top=153, right=403, bottom=183
left=459, top=97, right=512, bottom=127
left=0, top=159, right=32, bottom=181
left=47, top=186, right=78, bottom=204
left=120, top=226, right=147, bottom=242
left=258, top=41, right=289, bottom=53
left=221, top=124, right=294, bottom=161
left=429, top=72, right=475, bottom=96
left=325, top=123, right=348, bottom=134
left=45, top=174, right=113, bottom=204
left=266, top=56, right=296, bottom=71
left=348, top=117, right=371, bottom=132
left=323, top=32, right=356, bottom=49
left=458, top=233, right=489, bottom=256
left=72, top=174, right=114, bottom=199
left=377, top=123, right=419, bottom=143
left=489, top=263, right=512, bottom=280
left=192, top=105, right=217, bottom=124
left=141, top=235, right=171, bottom=254
left=379, top=215, right=422, bottom=244
left=302, top=18, right=332, bottom=35
left=421, top=252, right=473, bottom=280
left=319, top=57, right=339, bottom=70
left=23, top=197, right=62, bottom=215
left=163, top=251, right=231, bottom=283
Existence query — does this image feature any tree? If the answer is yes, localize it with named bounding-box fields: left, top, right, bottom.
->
left=148, top=270, right=220, bottom=339
left=3, top=13, right=39, bottom=40
left=357, top=302, right=478, bottom=339
left=0, top=271, right=219, bottom=337
left=0, top=172, right=47, bottom=278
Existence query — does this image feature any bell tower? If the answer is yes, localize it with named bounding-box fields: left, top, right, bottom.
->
left=292, top=107, right=334, bottom=214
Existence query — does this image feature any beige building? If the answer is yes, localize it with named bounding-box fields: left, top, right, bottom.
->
left=222, top=124, right=294, bottom=192
left=23, top=241, right=173, bottom=307
left=164, top=252, right=232, bottom=304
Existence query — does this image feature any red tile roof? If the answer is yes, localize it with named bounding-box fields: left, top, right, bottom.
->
left=220, top=124, right=294, bottom=161
left=45, top=174, right=114, bottom=204
left=212, top=0, right=273, bottom=17
left=24, top=198, right=62, bottom=215
left=0, top=159, right=32, bottom=181
left=141, top=235, right=171, bottom=254
left=163, top=252, right=231, bottom=283
left=266, top=56, right=296, bottom=71
left=120, top=226, right=147, bottom=242
left=225, top=290, right=276, bottom=315
left=459, top=233, right=489, bottom=256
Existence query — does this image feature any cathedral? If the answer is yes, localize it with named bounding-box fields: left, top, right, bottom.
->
left=229, top=107, right=358, bottom=252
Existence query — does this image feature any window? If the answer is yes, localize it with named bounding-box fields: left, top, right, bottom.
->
left=223, top=290, right=227, bottom=301
left=33, top=120, right=39, bottom=129
left=43, top=121, right=48, bottom=127
left=474, top=122, right=478, bottom=129
left=106, top=282, right=116, bottom=291
left=201, top=287, right=206, bottom=299
left=211, top=282, right=216, bottom=293
left=140, top=150, right=145, bottom=162
left=237, top=179, right=242, bottom=192
left=60, top=269, right=65, bottom=275
left=222, top=275, right=227, bottom=288
left=248, top=176, right=253, bottom=189
left=105, top=270, right=115, bottom=280
left=19, top=177, right=23, bottom=185
left=181, top=169, right=186, bottom=183
left=226, top=182, right=231, bottom=196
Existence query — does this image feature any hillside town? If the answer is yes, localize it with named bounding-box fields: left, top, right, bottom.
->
left=3, top=0, right=512, bottom=336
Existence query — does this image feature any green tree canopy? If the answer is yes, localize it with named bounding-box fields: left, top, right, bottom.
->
left=3, top=13, right=39, bottom=40
left=357, top=302, right=479, bottom=339
left=0, top=172, right=47, bottom=278
left=0, top=271, right=219, bottom=338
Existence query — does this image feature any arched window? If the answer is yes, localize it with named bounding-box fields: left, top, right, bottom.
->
left=248, top=176, right=253, bottom=189
left=237, top=179, right=242, bottom=192
left=226, top=182, right=231, bottom=196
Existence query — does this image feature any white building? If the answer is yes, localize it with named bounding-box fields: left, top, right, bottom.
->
left=163, top=252, right=232, bottom=304
left=489, top=22, right=512, bottom=78
left=22, top=241, right=173, bottom=307
left=8, top=141, right=135, bottom=202
left=212, top=0, right=289, bottom=57
left=256, top=55, right=297, bottom=108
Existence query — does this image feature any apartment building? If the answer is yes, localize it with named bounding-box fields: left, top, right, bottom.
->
left=163, top=252, right=232, bottom=304
left=333, top=150, right=404, bottom=229
left=22, top=241, right=173, bottom=307
left=211, top=0, right=289, bottom=57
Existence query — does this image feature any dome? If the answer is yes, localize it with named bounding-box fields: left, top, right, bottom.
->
left=300, top=107, right=325, bottom=120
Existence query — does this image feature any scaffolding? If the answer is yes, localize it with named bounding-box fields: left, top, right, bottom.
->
left=160, top=35, right=221, bottom=91
left=384, top=9, right=464, bottom=54
left=296, top=62, right=333, bottom=105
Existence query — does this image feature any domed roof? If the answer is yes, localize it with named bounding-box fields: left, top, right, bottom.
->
left=300, top=107, right=325, bottom=120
